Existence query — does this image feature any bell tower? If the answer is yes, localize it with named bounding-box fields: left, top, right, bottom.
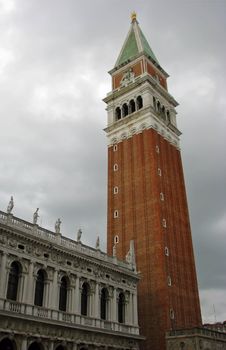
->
left=104, top=13, right=202, bottom=350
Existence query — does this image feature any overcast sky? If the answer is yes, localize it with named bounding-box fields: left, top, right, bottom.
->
left=0, top=0, right=225, bottom=324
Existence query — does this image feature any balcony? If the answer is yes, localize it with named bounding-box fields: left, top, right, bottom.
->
left=0, top=298, right=139, bottom=335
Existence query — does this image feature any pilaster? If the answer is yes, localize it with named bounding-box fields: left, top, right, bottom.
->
left=0, top=252, right=7, bottom=298
left=26, top=261, right=35, bottom=304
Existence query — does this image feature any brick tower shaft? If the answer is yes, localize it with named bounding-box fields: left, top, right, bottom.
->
left=104, top=14, right=202, bottom=350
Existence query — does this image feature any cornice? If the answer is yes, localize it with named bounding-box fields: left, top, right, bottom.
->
left=103, top=74, right=178, bottom=107
left=104, top=106, right=181, bottom=148
left=0, top=312, right=144, bottom=342
left=0, top=216, right=139, bottom=284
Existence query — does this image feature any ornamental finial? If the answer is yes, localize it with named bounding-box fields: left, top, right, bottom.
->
left=131, top=11, right=137, bottom=22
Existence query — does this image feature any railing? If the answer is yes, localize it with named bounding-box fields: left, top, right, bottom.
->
left=0, top=210, right=131, bottom=271
left=167, top=327, right=226, bottom=340
left=0, top=298, right=139, bottom=335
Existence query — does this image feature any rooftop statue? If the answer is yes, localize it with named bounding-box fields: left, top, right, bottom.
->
left=55, top=218, right=61, bottom=234
left=95, top=236, right=100, bottom=250
left=33, top=208, right=39, bottom=225
left=7, top=196, right=14, bottom=214
left=77, top=228, right=82, bottom=242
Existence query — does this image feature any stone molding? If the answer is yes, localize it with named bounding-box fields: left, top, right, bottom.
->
left=105, top=107, right=180, bottom=149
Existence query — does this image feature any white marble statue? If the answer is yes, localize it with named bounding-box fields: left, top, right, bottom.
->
left=33, top=208, right=39, bottom=225
left=126, top=240, right=136, bottom=271
left=55, top=218, right=61, bottom=234
left=77, top=228, right=82, bottom=242
left=95, top=236, right=100, bottom=250
left=7, top=196, right=14, bottom=214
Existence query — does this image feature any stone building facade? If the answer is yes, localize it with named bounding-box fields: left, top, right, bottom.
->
left=166, top=327, right=226, bottom=349
left=0, top=210, right=143, bottom=350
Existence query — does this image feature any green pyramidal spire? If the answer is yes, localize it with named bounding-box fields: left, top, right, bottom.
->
left=115, top=12, right=159, bottom=67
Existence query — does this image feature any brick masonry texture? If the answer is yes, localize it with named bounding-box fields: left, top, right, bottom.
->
left=107, top=128, right=202, bottom=350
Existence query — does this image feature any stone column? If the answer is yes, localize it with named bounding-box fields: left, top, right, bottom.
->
left=74, top=276, right=80, bottom=314
left=133, top=291, right=138, bottom=326
left=73, top=343, right=78, bottom=350
left=44, top=279, right=50, bottom=308
left=50, top=268, right=59, bottom=309
left=21, top=270, right=29, bottom=304
left=112, top=288, right=117, bottom=322
left=49, top=341, right=54, bottom=350
left=69, top=275, right=77, bottom=314
left=125, top=292, right=130, bottom=324
left=0, top=252, right=7, bottom=298
left=128, top=292, right=133, bottom=324
left=94, top=282, right=99, bottom=318
left=26, top=261, right=34, bottom=304
left=89, top=282, right=95, bottom=317
left=21, top=337, right=27, bottom=350
left=18, top=272, right=26, bottom=303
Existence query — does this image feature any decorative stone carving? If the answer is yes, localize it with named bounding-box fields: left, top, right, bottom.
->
left=77, top=228, right=82, bottom=242
left=8, top=239, right=17, bottom=248
left=79, top=278, right=87, bottom=290
left=108, top=286, right=114, bottom=298
left=33, top=208, right=39, bottom=225
left=26, top=244, right=34, bottom=254
left=124, top=291, right=130, bottom=304
left=89, top=280, right=96, bottom=293
left=95, top=236, right=100, bottom=250
left=120, top=68, right=135, bottom=88
left=125, top=240, right=136, bottom=271
left=55, top=218, right=61, bottom=235
left=7, top=196, right=14, bottom=214
left=35, top=247, right=42, bottom=256
left=57, top=254, right=65, bottom=265
left=0, top=234, right=7, bottom=245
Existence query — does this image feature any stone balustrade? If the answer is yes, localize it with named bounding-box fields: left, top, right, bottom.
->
left=0, top=298, right=139, bottom=335
left=0, top=210, right=130, bottom=270
left=167, top=327, right=226, bottom=340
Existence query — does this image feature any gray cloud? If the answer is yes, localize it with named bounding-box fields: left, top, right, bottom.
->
left=0, top=0, right=225, bottom=323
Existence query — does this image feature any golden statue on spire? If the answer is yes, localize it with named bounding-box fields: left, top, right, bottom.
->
left=131, top=11, right=137, bottom=22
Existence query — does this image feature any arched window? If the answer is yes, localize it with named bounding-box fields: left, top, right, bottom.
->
left=161, top=105, right=166, bottom=119
left=153, top=96, right=156, bottom=110
left=160, top=192, right=164, bottom=201
left=167, top=110, right=171, bottom=123
left=7, top=261, right=21, bottom=301
left=157, top=101, right=161, bottom=113
left=34, top=269, right=45, bottom=307
left=115, top=107, right=121, bottom=121
left=28, top=342, right=44, bottom=350
left=129, top=99, right=136, bottom=113
left=55, top=346, right=65, bottom=350
left=165, top=246, right=169, bottom=256
left=0, top=337, right=16, bottom=350
left=162, top=219, right=167, bottom=228
left=81, top=282, right=89, bottom=316
left=59, top=276, right=68, bottom=311
left=122, top=103, right=128, bottom=117
left=118, top=292, right=125, bottom=323
left=136, top=96, right=143, bottom=110
left=100, top=288, right=108, bottom=320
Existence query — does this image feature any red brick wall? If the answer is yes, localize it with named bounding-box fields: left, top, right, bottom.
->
left=107, top=129, right=201, bottom=350
left=146, top=61, right=168, bottom=90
